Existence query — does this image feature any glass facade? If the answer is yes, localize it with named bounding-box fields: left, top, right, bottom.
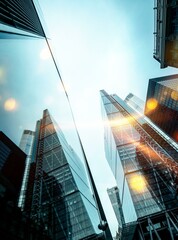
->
left=18, top=130, right=35, bottom=210
left=100, top=90, right=178, bottom=239
left=0, top=2, right=110, bottom=239
left=107, top=186, right=125, bottom=228
left=0, top=0, right=45, bottom=38
left=145, top=75, right=178, bottom=142
left=0, top=131, right=26, bottom=205
left=29, top=109, right=102, bottom=240
left=153, top=0, right=178, bottom=68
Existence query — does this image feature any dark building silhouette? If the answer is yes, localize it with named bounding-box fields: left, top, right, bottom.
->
left=0, top=131, right=26, bottom=205
left=153, top=0, right=178, bottom=68
left=0, top=0, right=45, bottom=38
left=25, top=109, right=105, bottom=240
left=0, top=131, right=51, bottom=240
left=100, top=90, right=178, bottom=239
left=145, top=74, right=178, bottom=142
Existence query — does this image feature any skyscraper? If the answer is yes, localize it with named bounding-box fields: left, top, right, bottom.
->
left=145, top=74, right=178, bottom=142
left=100, top=90, right=178, bottom=239
left=0, top=131, right=26, bottom=205
left=25, top=109, right=105, bottom=240
left=153, top=0, right=178, bottom=68
left=107, top=186, right=125, bottom=239
left=0, top=0, right=45, bottom=38
left=124, top=93, right=145, bottom=115
left=18, top=130, right=35, bottom=210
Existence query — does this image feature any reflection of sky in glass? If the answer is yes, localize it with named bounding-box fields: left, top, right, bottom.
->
left=0, top=38, right=82, bottom=160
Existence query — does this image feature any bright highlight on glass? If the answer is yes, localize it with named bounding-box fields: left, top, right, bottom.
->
left=146, top=98, right=158, bottom=111
left=4, top=98, right=18, bottom=111
left=130, top=174, right=146, bottom=193
left=171, top=91, right=178, bottom=101
left=40, top=47, right=51, bottom=60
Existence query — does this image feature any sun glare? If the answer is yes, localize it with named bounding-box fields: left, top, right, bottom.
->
left=171, top=91, right=178, bottom=101
left=130, top=174, right=146, bottom=193
left=146, top=98, right=158, bottom=111
left=40, top=47, right=51, bottom=60
left=4, top=98, right=18, bottom=111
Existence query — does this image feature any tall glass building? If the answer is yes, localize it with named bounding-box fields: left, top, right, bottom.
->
left=25, top=109, right=104, bottom=240
left=0, top=0, right=45, bottom=38
left=107, top=186, right=125, bottom=239
left=145, top=74, right=178, bottom=143
left=100, top=90, right=178, bottom=239
left=18, top=130, right=35, bottom=210
left=153, top=0, right=178, bottom=68
left=0, top=131, right=26, bottom=205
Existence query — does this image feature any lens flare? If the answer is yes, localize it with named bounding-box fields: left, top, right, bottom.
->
left=40, top=47, right=50, bottom=60
left=171, top=91, right=178, bottom=101
left=130, top=174, right=146, bottom=193
left=4, top=98, right=18, bottom=111
left=146, top=98, right=158, bottom=111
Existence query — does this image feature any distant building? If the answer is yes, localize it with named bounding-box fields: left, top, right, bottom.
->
left=107, top=186, right=125, bottom=239
left=153, top=0, right=178, bottom=68
left=0, top=131, right=50, bottom=240
left=100, top=90, right=178, bottom=239
left=107, top=187, right=125, bottom=226
left=25, top=109, right=107, bottom=240
left=145, top=74, right=178, bottom=142
left=18, top=130, right=35, bottom=210
left=125, top=93, right=145, bottom=115
left=0, top=131, right=26, bottom=205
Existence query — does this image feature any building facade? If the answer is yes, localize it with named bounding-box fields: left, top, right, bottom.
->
left=0, top=131, right=26, bottom=205
left=153, top=0, right=178, bottom=68
left=25, top=109, right=105, bottom=240
left=100, top=90, right=178, bottom=239
left=18, top=130, right=35, bottom=210
left=0, top=0, right=45, bottom=38
left=145, top=74, right=178, bottom=142
left=107, top=186, right=125, bottom=239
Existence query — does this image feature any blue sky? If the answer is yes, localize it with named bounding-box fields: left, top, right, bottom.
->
left=1, top=0, right=178, bottom=236
left=37, top=0, right=178, bottom=234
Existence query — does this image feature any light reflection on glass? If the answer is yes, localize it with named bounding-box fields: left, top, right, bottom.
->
left=130, top=174, right=146, bottom=193
left=171, top=90, right=178, bottom=101
left=146, top=98, right=158, bottom=111
left=40, top=47, right=51, bottom=60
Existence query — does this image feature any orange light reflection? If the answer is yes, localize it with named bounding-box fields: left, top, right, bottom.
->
left=130, top=174, right=146, bottom=193
left=146, top=98, right=158, bottom=111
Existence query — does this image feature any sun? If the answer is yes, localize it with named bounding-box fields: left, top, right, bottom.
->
left=4, top=98, right=18, bottom=111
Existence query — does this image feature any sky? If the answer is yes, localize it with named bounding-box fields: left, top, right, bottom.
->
left=37, top=0, right=178, bottom=235
left=0, top=0, right=178, bottom=237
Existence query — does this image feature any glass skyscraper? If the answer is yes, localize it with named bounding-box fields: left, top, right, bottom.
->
left=24, top=109, right=104, bottom=240
left=153, top=0, right=178, bottom=68
left=0, top=0, right=45, bottom=38
left=0, top=131, right=26, bottom=205
left=18, top=130, right=35, bottom=210
left=100, top=90, right=178, bottom=239
left=145, top=74, right=178, bottom=143
left=107, top=186, right=125, bottom=239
